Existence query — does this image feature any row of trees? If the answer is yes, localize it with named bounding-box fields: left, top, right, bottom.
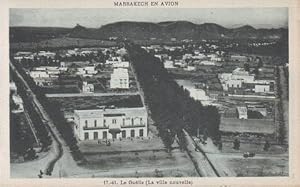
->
left=12, top=60, right=85, bottom=162
left=126, top=43, right=220, bottom=151
left=10, top=68, right=52, bottom=153
left=275, top=66, right=287, bottom=145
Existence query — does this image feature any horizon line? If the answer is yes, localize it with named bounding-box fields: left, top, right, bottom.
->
left=9, top=20, right=288, bottom=30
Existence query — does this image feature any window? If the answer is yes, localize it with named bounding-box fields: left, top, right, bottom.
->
left=112, top=119, right=117, bottom=124
left=122, top=130, right=126, bottom=138
left=139, top=129, right=144, bottom=137
left=94, top=120, right=97, bottom=127
left=131, top=118, right=134, bottom=126
left=131, top=129, right=135, bottom=137
left=140, top=118, right=143, bottom=124
left=94, top=132, right=98, bottom=140
left=85, top=120, right=88, bottom=127
left=103, top=131, right=107, bottom=139
left=84, top=132, right=89, bottom=140
left=103, top=119, right=106, bottom=127
left=123, top=119, right=125, bottom=126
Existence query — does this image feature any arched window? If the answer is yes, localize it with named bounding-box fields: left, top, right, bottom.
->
left=85, top=120, right=88, bottom=127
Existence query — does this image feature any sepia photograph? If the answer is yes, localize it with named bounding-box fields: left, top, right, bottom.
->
left=8, top=6, right=290, bottom=180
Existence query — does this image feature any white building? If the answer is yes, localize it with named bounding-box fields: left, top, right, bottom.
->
left=30, top=66, right=67, bottom=79
left=237, top=106, right=248, bottom=119
left=116, top=48, right=127, bottom=56
left=30, top=71, right=50, bottom=78
left=164, top=60, right=175, bottom=69
left=76, top=66, right=98, bottom=76
left=110, top=68, right=129, bottom=89
left=255, top=84, right=270, bottom=93
left=174, top=60, right=187, bottom=68
left=224, top=79, right=242, bottom=90
left=38, top=51, right=56, bottom=58
left=74, top=107, right=148, bottom=140
left=106, top=57, right=122, bottom=65
left=207, top=54, right=222, bottom=62
left=231, top=55, right=247, bottom=62
left=13, top=52, right=34, bottom=61
left=184, top=65, right=196, bottom=71
left=192, top=54, right=206, bottom=60
left=10, top=82, right=17, bottom=94
left=154, top=54, right=169, bottom=61
left=200, top=60, right=216, bottom=66
left=218, top=68, right=255, bottom=91
left=11, top=94, right=24, bottom=113
left=112, top=61, right=130, bottom=68
left=82, top=81, right=94, bottom=93
left=182, top=53, right=193, bottom=60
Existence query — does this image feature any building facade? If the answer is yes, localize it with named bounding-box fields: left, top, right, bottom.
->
left=74, top=107, right=147, bottom=140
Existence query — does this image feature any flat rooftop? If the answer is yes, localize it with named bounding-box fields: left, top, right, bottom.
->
left=49, top=94, right=143, bottom=113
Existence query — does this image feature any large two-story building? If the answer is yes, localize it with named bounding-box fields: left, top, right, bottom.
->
left=110, top=68, right=129, bottom=89
left=73, top=106, right=147, bottom=140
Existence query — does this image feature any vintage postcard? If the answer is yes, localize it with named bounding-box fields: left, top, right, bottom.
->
left=0, top=0, right=300, bottom=186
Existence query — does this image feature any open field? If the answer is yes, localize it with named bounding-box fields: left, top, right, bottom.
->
left=42, top=86, right=80, bottom=94
left=10, top=37, right=117, bottom=51
left=83, top=150, right=193, bottom=171
left=193, top=137, right=288, bottom=177
left=226, top=157, right=288, bottom=176
left=220, top=117, right=275, bottom=134
left=221, top=141, right=287, bottom=155
left=76, top=132, right=198, bottom=177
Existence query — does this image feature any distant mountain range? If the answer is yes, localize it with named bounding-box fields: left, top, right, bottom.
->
left=10, top=21, right=288, bottom=43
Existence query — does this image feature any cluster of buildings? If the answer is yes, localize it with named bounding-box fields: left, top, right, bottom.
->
left=29, top=66, right=68, bottom=86
left=160, top=52, right=223, bottom=71
left=143, top=44, right=225, bottom=72
left=149, top=42, right=277, bottom=137
left=218, top=67, right=274, bottom=94
left=13, top=47, right=147, bottom=142
left=13, top=51, right=56, bottom=61
left=20, top=46, right=132, bottom=91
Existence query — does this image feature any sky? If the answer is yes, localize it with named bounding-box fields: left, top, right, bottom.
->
left=10, top=8, right=288, bottom=29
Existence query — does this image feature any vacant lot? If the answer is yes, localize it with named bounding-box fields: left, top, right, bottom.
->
left=221, top=140, right=288, bottom=155
left=76, top=133, right=197, bottom=177
left=79, top=136, right=166, bottom=154
left=220, top=117, right=275, bottom=134
left=226, top=156, right=288, bottom=176
left=79, top=148, right=198, bottom=177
